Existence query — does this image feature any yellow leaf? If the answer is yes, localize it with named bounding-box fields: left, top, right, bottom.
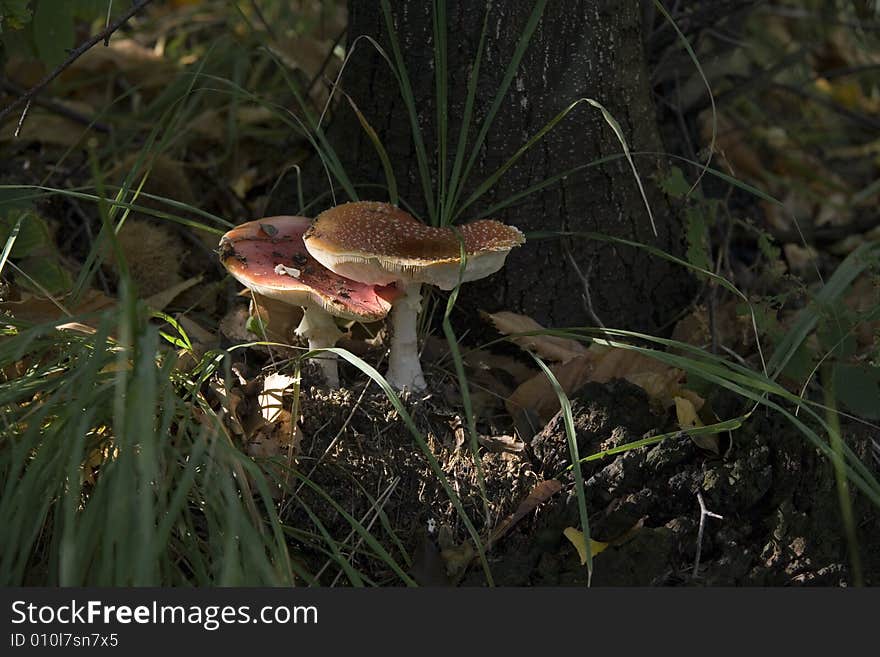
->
left=563, top=527, right=608, bottom=565
left=674, top=395, right=703, bottom=429
left=99, top=360, right=132, bottom=374
left=815, top=77, right=866, bottom=110
left=231, top=167, right=258, bottom=199
left=675, top=395, right=721, bottom=454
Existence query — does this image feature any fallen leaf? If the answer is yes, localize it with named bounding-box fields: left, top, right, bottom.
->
left=677, top=388, right=705, bottom=412
left=65, top=38, right=175, bottom=93
left=477, top=434, right=525, bottom=454
left=0, top=289, right=115, bottom=324
left=464, top=348, right=536, bottom=386
left=440, top=541, right=475, bottom=580
left=247, top=421, right=303, bottom=459
left=489, top=479, right=563, bottom=547
left=485, top=311, right=588, bottom=362
left=625, top=369, right=684, bottom=408
left=248, top=293, right=303, bottom=343
left=222, top=371, right=304, bottom=460
left=231, top=167, right=259, bottom=199
left=506, top=354, right=594, bottom=421
left=675, top=395, right=720, bottom=454
left=434, top=524, right=475, bottom=582
left=702, top=112, right=767, bottom=182
left=270, top=35, right=338, bottom=80
left=563, top=527, right=608, bottom=565
left=506, top=345, right=688, bottom=422
left=145, top=274, right=203, bottom=312
left=671, top=300, right=756, bottom=352
left=218, top=305, right=255, bottom=343
left=588, top=346, right=674, bottom=384
left=259, top=372, right=298, bottom=424
left=174, top=314, right=216, bottom=347
left=674, top=396, right=703, bottom=429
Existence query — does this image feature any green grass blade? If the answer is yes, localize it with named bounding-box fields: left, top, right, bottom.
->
left=312, top=345, right=494, bottom=585
left=449, top=0, right=547, bottom=219
left=766, top=241, right=880, bottom=379
left=0, top=212, right=24, bottom=276
left=561, top=415, right=750, bottom=475
left=444, top=2, right=491, bottom=226
left=527, top=228, right=769, bottom=375
left=442, top=233, right=490, bottom=524
left=451, top=93, right=656, bottom=235
left=289, top=471, right=413, bottom=586
left=433, top=0, right=449, bottom=220
left=380, top=0, right=436, bottom=222
left=529, top=352, right=593, bottom=583
left=343, top=91, right=398, bottom=205
left=652, top=0, right=716, bottom=197
left=822, top=367, right=864, bottom=586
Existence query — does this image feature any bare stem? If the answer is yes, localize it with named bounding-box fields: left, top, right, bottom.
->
left=692, top=491, right=723, bottom=579
left=296, top=306, right=343, bottom=388
left=386, top=282, right=426, bottom=391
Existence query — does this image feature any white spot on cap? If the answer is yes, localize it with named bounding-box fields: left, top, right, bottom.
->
left=274, top=264, right=301, bottom=278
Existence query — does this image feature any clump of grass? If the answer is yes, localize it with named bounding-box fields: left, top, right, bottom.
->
left=0, top=298, right=296, bottom=585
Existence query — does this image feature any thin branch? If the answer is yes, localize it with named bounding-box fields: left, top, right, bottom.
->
left=0, top=0, right=155, bottom=126
left=692, top=491, right=723, bottom=579
left=104, top=0, right=115, bottom=46
left=248, top=0, right=277, bottom=42
left=13, top=99, right=31, bottom=138
left=307, top=26, right=347, bottom=97
left=562, top=240, right=606, bottom=329
left=0, top=81, right=112, bottom=134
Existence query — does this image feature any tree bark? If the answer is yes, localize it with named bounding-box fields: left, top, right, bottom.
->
left=276, top=0, right=695, bottom=333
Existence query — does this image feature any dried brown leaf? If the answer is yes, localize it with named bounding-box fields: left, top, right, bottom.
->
left=174, top=314, right=216, bottom=347
left=65, top=38, right=175, bottom=91
left=506, top=343, right=691, bottom=421
left=249, top=293, right=303, bottom=343
left=145, top=274, right=203, bottom=312
left=506, top=354, right=595, bottom=421
left=489, top=479, right=563, bottom=546
left=0, top=289, right=115, bottom=324
left=477, top=434, right=525, bottom=454
left=485, top=311, right=588, bottom=362
left=588, top=345, right=672, bottom=383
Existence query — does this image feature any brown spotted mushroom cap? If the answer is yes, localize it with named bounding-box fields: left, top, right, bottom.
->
left=303, top=201, right=525, bottom=290
left=219, top=216, right=399, bottom=321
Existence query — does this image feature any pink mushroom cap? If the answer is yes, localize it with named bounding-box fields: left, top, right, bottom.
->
left=219, top=216, right=400, bottom=322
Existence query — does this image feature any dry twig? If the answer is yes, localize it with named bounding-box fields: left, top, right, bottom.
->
left=693, top=491, right=724, bottom=578
left=0, top=0, right=156, bottom=128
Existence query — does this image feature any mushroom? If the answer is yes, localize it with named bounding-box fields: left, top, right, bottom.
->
left=303, top=201, right=525, bottom=391
left=219, top=216, right=399, bottom=388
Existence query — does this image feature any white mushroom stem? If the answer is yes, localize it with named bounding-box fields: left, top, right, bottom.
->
left=386, top=282, right=427, bottom=392
left=295, top=306, right=344, bottom=388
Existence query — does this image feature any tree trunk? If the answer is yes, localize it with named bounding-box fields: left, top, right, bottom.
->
left=281, top=1, right=694, bottom=332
